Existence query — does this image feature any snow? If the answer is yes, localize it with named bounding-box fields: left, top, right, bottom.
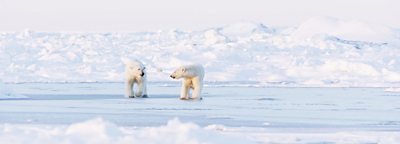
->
left=385, top=87, right=400, bottom=92
left=0, top=118, right=248, bottom=144
left=1, top=117, right=399, bottom=144
left=292, top=17, right=397, bottom=43
left=1, top=17, right=400, bottom=143
left=1, top=17, right=400, bottom=87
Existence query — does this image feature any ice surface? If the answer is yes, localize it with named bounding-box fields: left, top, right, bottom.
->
left=0, top=81, right=27, bottom=99
left=2, top=83, right=400, bottom=127
left=1, top=83, right=400, bottom=143
left=1, top=18, right=400, bottom=87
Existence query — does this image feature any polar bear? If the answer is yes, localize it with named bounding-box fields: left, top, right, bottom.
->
left=170, top=64, right=204, bottom=100
left=122, top=58, right=147, bottom=98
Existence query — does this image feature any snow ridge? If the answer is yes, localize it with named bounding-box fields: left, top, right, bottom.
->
left=1, top=117, right=399, bottom=144
left=1, top=18, right=400, bottom=86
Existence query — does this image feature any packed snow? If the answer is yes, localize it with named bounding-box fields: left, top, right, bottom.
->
left=1, top=117, right=399, bottom=144
left=0, top=118, right=251, bottom=144
left=385, top=87, right=400, bottom=93
left=1, top=17, right=400, bottom=87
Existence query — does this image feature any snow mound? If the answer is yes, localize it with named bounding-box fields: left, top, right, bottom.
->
left=219, top=22, right=273, bottom=40
left=292, top=17, right=397, bottom=43
left=1, top=19, right=400, bottom=86
left=204, top=29, right=228, bottom=45
left=384, top=87, right=400, bottom=93
left=1, top=117, right=399, bottom=144
left=0, top=118, right=251, bottom=144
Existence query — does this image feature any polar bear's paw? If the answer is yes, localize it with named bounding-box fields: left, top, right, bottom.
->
left=191, top=97, right=203, bottom=101
left=180, top=97, right=203, bottom=101
left=132, top=94, right=148, bottom=98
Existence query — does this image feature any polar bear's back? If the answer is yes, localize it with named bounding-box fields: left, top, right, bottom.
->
left=122, top=58, right=144, bottom=68
left=184, top=64, right=204, bottom=79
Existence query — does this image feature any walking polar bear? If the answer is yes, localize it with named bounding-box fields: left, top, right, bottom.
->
left=122, top=58, right=147, bottom=98
left=170, top=64, right=205, bottom=100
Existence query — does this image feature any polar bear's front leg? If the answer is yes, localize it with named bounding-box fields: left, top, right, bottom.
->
left=142, top=79, right=148, bottom=98
left=136, top=79, right=147, bottom=98
left=125, top=79, right=134, bottom=98
left=191, top=77, right=202, bottom=99
left=135, top=82, right=143, bottom=97
left=180, top=80, right=190, bottom=100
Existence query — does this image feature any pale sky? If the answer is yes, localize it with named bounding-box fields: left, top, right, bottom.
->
left=0, top=0, right=399, bottom=32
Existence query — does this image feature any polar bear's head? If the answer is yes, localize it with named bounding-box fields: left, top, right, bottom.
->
left=122, top=58, right=146, bottom=78
left=126, top=63, right=145, bottom=77
left=170, top=66, right=186, bottom=79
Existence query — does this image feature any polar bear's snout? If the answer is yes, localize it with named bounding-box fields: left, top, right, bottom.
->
left=140, top=67, right=146, bottom=77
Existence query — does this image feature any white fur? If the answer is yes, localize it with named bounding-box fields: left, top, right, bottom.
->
left=122, top=58, right=147, bottom=98
left=170, top=64, right=205, bottom=100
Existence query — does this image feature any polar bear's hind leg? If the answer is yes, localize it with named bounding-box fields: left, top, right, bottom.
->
left=191, top=78, right=202, bottom=100
left=126, top=79, right=135, bottom=98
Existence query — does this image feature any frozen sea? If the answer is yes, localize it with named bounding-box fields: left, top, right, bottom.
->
left=1, top=17, right=400, bottom=143
left=1, top=82, right=399, bottom=143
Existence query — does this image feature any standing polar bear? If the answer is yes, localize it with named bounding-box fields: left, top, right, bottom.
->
left=170, top=64, right=205, bottom=100
left=122, top=58, right=147, bottom=98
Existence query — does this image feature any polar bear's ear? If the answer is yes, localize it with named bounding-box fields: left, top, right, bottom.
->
left=181, top=68, right=186, bottom=72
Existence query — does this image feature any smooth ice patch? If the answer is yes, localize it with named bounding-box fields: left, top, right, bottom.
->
left=0, top=81, right=28, bottom=100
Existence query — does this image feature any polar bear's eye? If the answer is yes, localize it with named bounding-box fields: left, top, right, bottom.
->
left=137, top=68, right=141, bottom=70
